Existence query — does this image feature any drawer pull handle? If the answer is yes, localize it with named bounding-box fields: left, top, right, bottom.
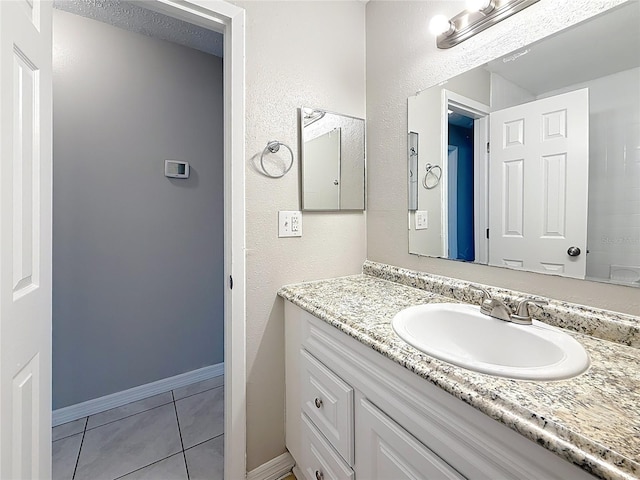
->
left=315, top=470, right=324, bottom=480
left=314, top=398, right=323, bottom=408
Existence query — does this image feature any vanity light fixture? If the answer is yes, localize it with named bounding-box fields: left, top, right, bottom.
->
left=431, top=0, right=540, bottom=49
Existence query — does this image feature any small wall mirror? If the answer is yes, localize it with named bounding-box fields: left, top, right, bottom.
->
left=300, top=107, right=365, bottom=211
left=407, top=2, right=640, bottom=287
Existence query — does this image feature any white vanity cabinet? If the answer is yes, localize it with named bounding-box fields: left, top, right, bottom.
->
left=356, top=396, right=463, bottom=480
left=284, top=301, right=595, bottom=480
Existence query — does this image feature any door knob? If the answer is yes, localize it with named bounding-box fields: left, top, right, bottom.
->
left=333, top=180, right=339, bottom=185
left=567, top=246, right=581, bottom=257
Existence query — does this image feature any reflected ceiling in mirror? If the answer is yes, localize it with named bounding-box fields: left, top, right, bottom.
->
left=407, top=1, right=640, bottom=287
left=300, top=107, right=365, bottom=211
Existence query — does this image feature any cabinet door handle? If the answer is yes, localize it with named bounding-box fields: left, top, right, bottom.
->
left=314, top=398, right=323, bottom=408
left=315, top=470, right=324, bottom=480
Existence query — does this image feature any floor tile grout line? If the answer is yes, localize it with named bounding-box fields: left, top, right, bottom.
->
left=174, top=383, right=224, bottom=403
left=52, top=430, right=83, bottom=443
left=54, top=380, right=224, bottom=480
left=54, top=379, right=223, bottom=435
left=84, top=401, right=174, bottom=433
left=172, top=390, right=191, bottom=480
left=71, top=417, right=88, bottom=480
left=183, top=431, right=224, bottom=453
left=111, top=451, right=184, bottom=480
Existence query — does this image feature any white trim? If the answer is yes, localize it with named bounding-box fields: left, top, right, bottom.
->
left=223, top=5, right=247, bottom=480
left=291, top=465, right=304, bottom=480
left=474, top=116, right=489, bottom=264
left=52, top=363, right=224, bottom=427
left=146, top=2, right=247, bottom=479
left=247, top=452, right=295, bottom=480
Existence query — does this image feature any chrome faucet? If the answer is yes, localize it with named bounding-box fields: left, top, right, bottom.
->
left=511, top=298, right=548, bottom=325
left=470, top=286, right=548, bottom=325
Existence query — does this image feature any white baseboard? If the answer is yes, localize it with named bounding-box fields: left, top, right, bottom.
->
left=247, top=452, right=295, bottom=480
left=52, top=362, right=224, bottom=427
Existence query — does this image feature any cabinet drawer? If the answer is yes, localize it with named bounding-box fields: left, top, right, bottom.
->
left=357, top=398, right=464, bottom=480
left=300, top=349, right=354, bottom=465
left=300, top=413, right=354, bottom=480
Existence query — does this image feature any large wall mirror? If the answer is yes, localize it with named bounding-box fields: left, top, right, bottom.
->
left=300, top=107, right=365, bottom=211
left=408, top=1, right=640, bottom=287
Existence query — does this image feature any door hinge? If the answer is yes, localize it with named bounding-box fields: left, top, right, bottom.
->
left=486, top=142, right=490, bottom=154
left=229, top=275, right=233, bottom=290
left=486, top=228, right=490, bottom=239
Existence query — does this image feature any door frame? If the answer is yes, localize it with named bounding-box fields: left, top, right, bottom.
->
left=103, top=1, right=246, bottom=478
left=441, top=90, right=490, bottom=263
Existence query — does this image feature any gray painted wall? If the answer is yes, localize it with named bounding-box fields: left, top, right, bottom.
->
left=52, top=9, right=224, bottom=409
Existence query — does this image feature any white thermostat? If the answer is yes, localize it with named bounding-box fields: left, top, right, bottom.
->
left=165, top=160, right=190, bottom=179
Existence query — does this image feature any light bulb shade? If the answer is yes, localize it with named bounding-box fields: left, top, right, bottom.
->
left=429, top=15, right=455, bottom=36
left=435, top=0, right=539, bottom=49
left=466, top=0, right=494, bottom=13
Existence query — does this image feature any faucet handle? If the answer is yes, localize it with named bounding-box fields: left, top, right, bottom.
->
left=469, top=285, right=492, bottom=301
left=511, top=298, right=548, bottom=325
left=469, top=285, right=495, bottom=315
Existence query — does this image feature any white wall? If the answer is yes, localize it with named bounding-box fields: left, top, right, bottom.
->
left=366, top=0, right=640, bottom=316
left=231, top=1, right=367, bottom=470
left=490, top=72, right=536, bottom=111
left=52, top=10, right=225, bottom=407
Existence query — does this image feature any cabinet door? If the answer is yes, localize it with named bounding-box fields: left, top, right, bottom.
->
left=357, top=398, right=464, bottom=480
left=301, top=349, right=354, bottom=464
left=300, top=413, right=355, bottom=480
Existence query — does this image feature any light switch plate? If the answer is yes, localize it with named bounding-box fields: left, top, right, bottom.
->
left=415, top=210, right=428, bottom=230
left=279, top=211, right=302, bottom=237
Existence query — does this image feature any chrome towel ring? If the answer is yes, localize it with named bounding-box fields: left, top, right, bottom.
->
left=422, top=163, right=442, bottom=189
left=259, top=140, right=294, bottom=178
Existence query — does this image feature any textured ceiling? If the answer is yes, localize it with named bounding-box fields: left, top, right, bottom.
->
left=53, top=0, right=223, bottom=58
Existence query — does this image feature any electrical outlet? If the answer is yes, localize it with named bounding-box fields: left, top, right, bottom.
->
left=279, top=211, right=302, bottom=237
left=415, top=210, right=428, bottom=230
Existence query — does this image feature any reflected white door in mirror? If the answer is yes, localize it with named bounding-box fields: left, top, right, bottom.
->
left=489, top=89, right=589, bottom=279
left=299, top=107, right=366, bottom=211
left=407, top=2, right=640, bottom=287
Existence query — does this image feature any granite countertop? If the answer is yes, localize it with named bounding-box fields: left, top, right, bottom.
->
left=278, top=272, right=640, bottom=480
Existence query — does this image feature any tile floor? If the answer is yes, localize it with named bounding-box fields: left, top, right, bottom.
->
left=52, top=376, right=224, bottom=480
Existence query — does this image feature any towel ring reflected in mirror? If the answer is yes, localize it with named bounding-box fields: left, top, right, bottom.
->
left=422, top=163, right=442, bottom=190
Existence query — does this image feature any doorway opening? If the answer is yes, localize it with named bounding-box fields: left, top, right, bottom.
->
left=447, top=113, right=475, bottom=261
left=49, top=1, right=245, bottom=479
left=441, top=91, right=490, bottom=264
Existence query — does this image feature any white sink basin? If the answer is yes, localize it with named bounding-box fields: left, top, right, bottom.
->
left=392, top=303, right=590, bottom=381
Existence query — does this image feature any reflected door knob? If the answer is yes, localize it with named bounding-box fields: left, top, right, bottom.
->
left=567, top=246, right=581, bottom=257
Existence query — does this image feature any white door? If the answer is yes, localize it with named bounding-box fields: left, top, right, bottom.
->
left=0, top=1, right=53, bottom=478
left=303, top=128, right=341, bottom=210
left=489, top=89, right=589, bottom=278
